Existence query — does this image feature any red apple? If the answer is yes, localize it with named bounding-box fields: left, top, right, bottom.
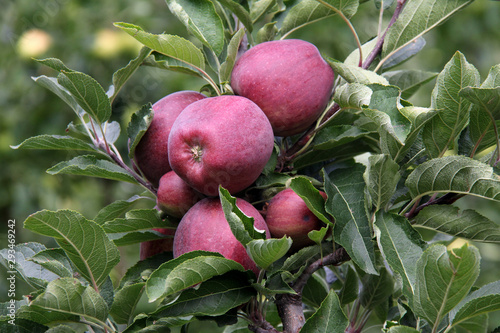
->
left=168, top=95, right=274, bottom=196
left=134, top=91, right=206, bottom=187
left=140, top=228, right=175, bottom=260
left=230, top=39, right=335, bottom=137
left=156, top=171, right=204, bottom=218
left=173, top=197, right=270, bottom=275
left=265, top=188, right=327, bottom=250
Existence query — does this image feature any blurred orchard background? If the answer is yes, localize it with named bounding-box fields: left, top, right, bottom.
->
left=1, top=0, right=500, bottom=329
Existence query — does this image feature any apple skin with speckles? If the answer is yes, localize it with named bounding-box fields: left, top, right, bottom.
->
left=156, top=171, right=204, bottom=218
left=173, top=197, right=270, bottom=275
left=167, top=95, right=274, bottom=197
left=134, top=91, right=206, bottom=187
left=230, top=39, right=335, bottom=137
left=265, top=188, right=327, bottom=250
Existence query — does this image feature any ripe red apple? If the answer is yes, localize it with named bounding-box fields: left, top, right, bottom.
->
left=156, top=171, right=204, bottom=218
left=230, top=39, right=335, bottom=137
left=140, top=228, right=175, bottom=260
left=168, top=95, right=274, bottom=196
left=173, top=197, right=270, bottom=275
left=265, top=188, right=327, bottom=250
left=134, top=90, right=206, bottom=187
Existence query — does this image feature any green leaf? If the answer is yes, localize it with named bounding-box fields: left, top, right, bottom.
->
left=413, top=244, right=480, bottom=328
left=382, top=0, right=474, bottom=62
left=333, top=83, right=372, bottom=109
left=146, top=251, right=246, bottom=302
left=395, top=106, right=438, bottom=162
left=360, top=267, right=394, bottom=309
left=29, top=248, right=74, bottom=278
left=35, top=57, right=72, bottom=72
left=363, top=154, right=400, bottom=212
left=30, top=277, right=109, bottom=325
left=460, top=86, right=500, bottom=121
left=250, top=0, right=276, bottom=23
left=289, top=177, right=330, bottom=224
left=44, top=325, right=78, bottom=333
left=217, top=0, right=253, bottom=33
left=343, top=38, right=377, bottom=66
left=165, top=0, right=224, bottom=55
left=423, top=51, right=480, bottom=158
left=219, top=29, right=245, bottom=84
left=455, top=314, right=488, bottom=333
left=115, top=22, right=205, bottom=70
left=24, top=210, right=120, bottom=287
left=256, top=22, right=278, bottom=44
left=246, top=236, right=292, bottom=270
left=325, top=163, right=377, bottom=274
left=299, top=289, right=348, bottom=333
left=413, top=205, right=500, bottom=243
left=47, top=155, right=138, bottom=184
left=143, top=52, right=204, bottom=77
left=374, top=211, right=424, bottom=303
left=381, top=36, right=426, bottom=70
left=108, top=230, right=170, bottom=246
left=386, top=326, right=420, bottom=333
left=0, top=319, right=47, bottom=333
left=110, top=283, right=146, bottom=325
left=338, top=265, right=359, bottom=305
left=153, top=272, right=255, bottom=318
left=481, top=64, right=500, bottom=88
left=327, top=60, right=389, bottom=85
left=57, top=71, right=112, bottom=124
left=32, top=76, right=85, bottom=116
left=111, top=46, right=152, bottom=102
left=308, top=226, right=329, bottom=245
left=219, top=187, right=266, bottom=247
left=312, top=125, right=373, bottom=151
left=382, top=70, right=438, bottom=99
left=102, top=209, right=175, bottom=234
left=119, top=251, right=173, bottom=289
left=17, top=303, right=78, bottom=326
left=280, top=0, right=358, bottom=39
left=94, top=195, right=149, bottom=225
left=450, top=281, right=500, bottom=327
left=0, top=242, right=58, bottom=289
left=405, top=155, right=500, bottom=204
left=362, top=84, right=410, bottom=160
left=11, top=135, right=96, bottom=152
left=302, top=272, right=329, bottom=308
left=127, top=103, right=154, bottom=159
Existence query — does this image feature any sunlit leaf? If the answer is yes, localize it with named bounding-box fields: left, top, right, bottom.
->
left=299, top=289, right=348, bottom=332
left=47, top=155, right=138, bottom=184
left=325, top=163, right=377, bottom=274
left=146, top=251, right=246, bottom=302
left=165, top=0, right=224, bottom=55
left=413, top=205, right=500, bottom=243
left=115, top=22, right=205, bottom=70
left=24, top=210, right=120, bottom=287
left=413, top=244, right=480, bottom=327
left=423, top=51, right=480, bottom=158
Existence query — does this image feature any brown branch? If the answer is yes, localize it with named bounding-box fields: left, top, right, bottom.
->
left=362, top=0, right=408, bottom=70
left=404, top=193, right=464, bottom=220
left=272, top=247, right=351, bottom=333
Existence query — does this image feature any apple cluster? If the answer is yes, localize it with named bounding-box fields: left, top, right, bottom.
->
left=136, top=39, right=334, bottom=272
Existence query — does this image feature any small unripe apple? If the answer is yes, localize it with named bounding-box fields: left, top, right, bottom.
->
left=134, top=91, right=206, bottom=187
left=173, top=197, right=270, bottom=275
left=140, top=228, right=175, bottom=260
left=265, top=188, right=327, bottom=249
left=156, top=171, right=204, bottom=218
left=231, top=39, right=335, bottom=137
left=168, top=95, right=274, bottom=196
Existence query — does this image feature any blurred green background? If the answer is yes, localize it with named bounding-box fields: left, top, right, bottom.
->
left=1, top=0, right=500, bottom=330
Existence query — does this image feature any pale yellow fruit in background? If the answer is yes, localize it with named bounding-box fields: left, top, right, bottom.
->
left=17, top=29, right=53, bottom=59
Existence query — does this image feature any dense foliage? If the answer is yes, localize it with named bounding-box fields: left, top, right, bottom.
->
left=2, top=0, right=500, bottom=332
